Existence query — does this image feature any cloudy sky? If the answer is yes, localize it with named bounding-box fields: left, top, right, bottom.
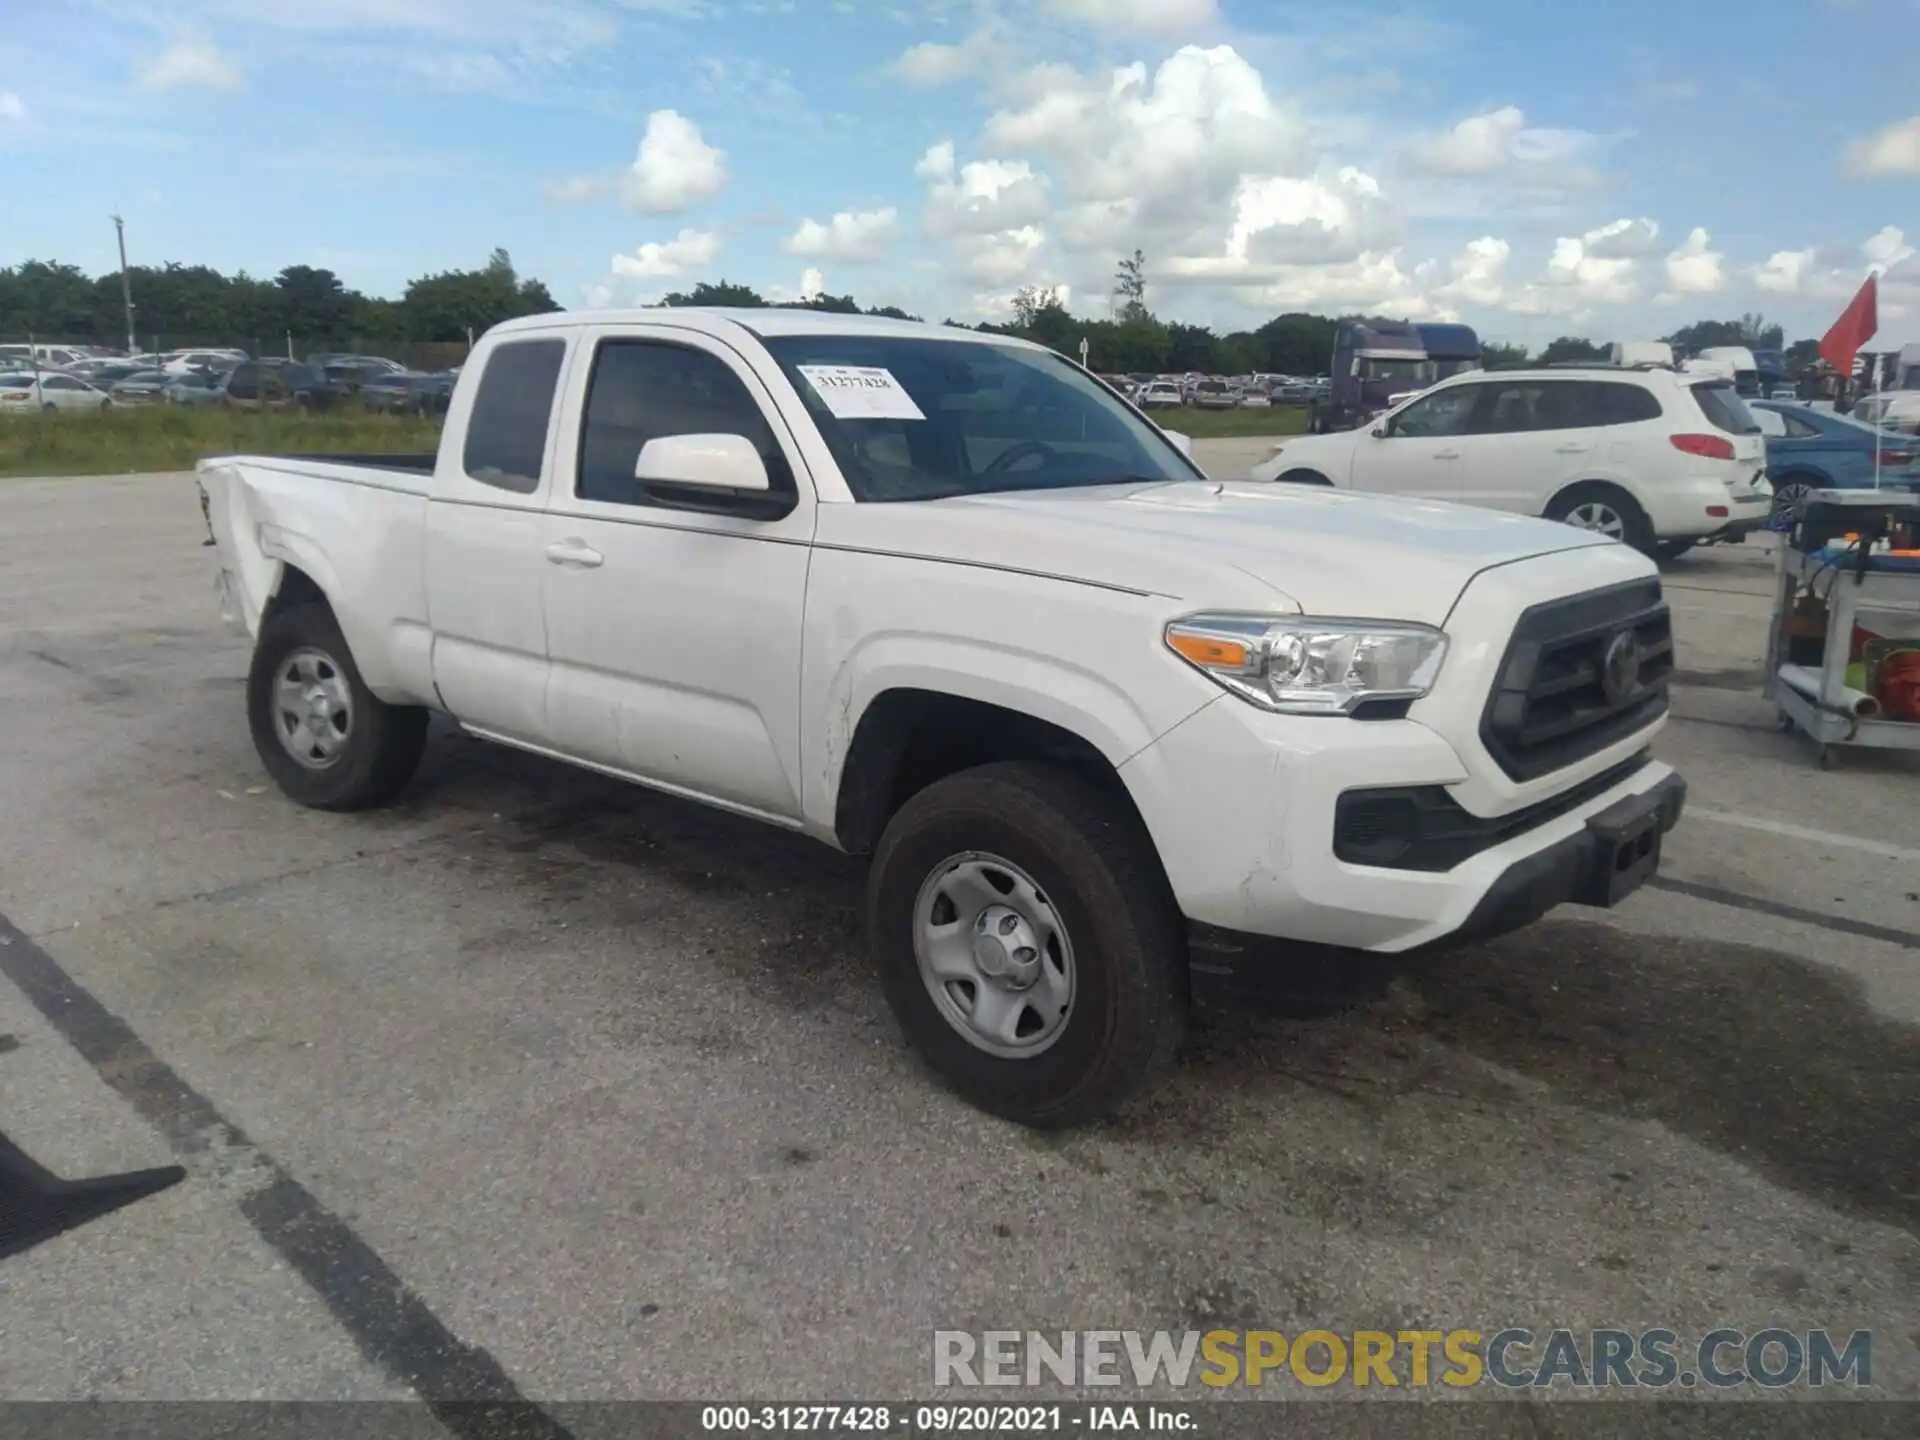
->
left=3, top=0, right=1917, bottom=347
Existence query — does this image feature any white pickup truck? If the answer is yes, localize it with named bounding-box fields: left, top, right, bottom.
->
left=200, top=308, right=1686, bottom=1127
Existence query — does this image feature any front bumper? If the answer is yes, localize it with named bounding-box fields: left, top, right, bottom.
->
left=1118, top=696, right=1683, bottom=956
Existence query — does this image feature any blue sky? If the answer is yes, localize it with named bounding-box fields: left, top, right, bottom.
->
left=3, top=0, right=1917, bottom=347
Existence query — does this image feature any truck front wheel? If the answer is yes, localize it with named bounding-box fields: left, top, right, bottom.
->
left=867, top=761, right=1186, bottom=1128
left=247, top=601, right=428, bottom=810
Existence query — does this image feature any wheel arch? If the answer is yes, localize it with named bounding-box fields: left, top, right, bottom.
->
left=832, top=687, right=1158, bottom=857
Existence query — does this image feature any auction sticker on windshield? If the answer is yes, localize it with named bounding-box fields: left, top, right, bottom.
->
left=797, top=365, right=926, bottom=421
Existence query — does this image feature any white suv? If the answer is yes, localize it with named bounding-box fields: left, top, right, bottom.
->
left=1250, top=366, right=1772, bottom=559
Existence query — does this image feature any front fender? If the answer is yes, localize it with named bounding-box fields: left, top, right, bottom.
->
left=803, top=630, right=1216, bottom=839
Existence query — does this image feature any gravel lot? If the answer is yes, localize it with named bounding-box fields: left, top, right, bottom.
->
left=2, top=462, right=1917, bottom=1417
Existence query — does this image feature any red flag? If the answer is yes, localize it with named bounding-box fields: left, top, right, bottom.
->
left=1820, top=274, right=1878, bottom=377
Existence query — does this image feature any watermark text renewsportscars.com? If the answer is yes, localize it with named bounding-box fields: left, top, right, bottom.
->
left=932, top=1328, right=1873, bottom=1391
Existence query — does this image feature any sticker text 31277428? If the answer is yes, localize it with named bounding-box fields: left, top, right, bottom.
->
left=796, top=365, right=926, bottom=422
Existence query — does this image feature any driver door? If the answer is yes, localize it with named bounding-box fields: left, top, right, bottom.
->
left=1348, top=383, right=1484, bottom=499
left=538, top=328, right=817, bottom=821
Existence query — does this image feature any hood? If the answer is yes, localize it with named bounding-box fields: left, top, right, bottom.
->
left=816, top=481, right=1616, bottom=626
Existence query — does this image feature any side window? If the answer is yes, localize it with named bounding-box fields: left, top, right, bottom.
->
left=1783, top=413, right=1821, bottom=439
left=461, top=339, right=566, bottom=494
left=576, top=339, right=794, bottom=506
left=44, top=375, right=80, bottom=391
left=1750, top=408, right=1787, bottom=439
left=1388, top=385, right=1480, bottom=438
left=1475, top=380, right=1580, bottom=433
left=1575, top=381, right=1662, bottom=427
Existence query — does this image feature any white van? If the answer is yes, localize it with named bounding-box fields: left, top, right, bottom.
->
left=1693, top=346, right=1761, bottom=398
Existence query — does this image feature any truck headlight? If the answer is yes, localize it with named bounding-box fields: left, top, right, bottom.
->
left=1164, top=614, right=1447, bottom=715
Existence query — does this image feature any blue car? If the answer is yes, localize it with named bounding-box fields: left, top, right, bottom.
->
left=1748, top=400, right=1920, bottom=515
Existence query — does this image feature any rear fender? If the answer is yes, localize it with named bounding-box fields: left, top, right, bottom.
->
left=198, top=460, right=409, bottom=696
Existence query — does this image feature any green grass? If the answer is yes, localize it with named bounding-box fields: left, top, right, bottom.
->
left=1151, top=404, right=1311, bottom=438
left=0, top=405, right=444, bottom=478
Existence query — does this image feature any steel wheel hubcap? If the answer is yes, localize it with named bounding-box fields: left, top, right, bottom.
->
left=1774, top=484, right=1809, bottom=513
left=912, top=853, right=1075, bottom=1058
left=1565, top=502, right=1625, bottom=539
left=272, top=647, right=353, bottom=769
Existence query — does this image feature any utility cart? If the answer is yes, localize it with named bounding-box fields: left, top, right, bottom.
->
left=1764, top=489, right=1920, bottom=767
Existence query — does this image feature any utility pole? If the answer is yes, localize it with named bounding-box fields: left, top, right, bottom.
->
left=111, top=214, right=136, bottom=355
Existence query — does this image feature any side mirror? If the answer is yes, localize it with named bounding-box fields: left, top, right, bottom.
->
left=1163, top=429, right=1193, bottom=458
left=634, top=433, right=770, bottom=493
left=1370, top=426, right=1388, bottom=439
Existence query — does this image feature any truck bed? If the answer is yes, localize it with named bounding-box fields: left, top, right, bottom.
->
left=201, top=451, right=436, bottom=474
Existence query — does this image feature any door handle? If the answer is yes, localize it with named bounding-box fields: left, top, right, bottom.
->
left=544, top=539, right=604, bottom=568
left=1432, top=448, right=1462, bottom=459
left=1553, top=443, right=1590, bottom=454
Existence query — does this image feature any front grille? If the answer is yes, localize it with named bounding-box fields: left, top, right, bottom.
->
left=1480, top=579, right=1672, bottom=782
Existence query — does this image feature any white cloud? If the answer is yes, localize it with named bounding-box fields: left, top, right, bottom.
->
left=784, top=207, right=900, bottom=262
left=138, top=37, right=244, bottom=92
left=1403, top=105, right=1601, bottom=190
left=983, top=46, right=1312, bottom=263
left=1842, top=115, right=1920, bottom=178
left=916, top=141, right=1052, bottom=237
left=1739, top=228, right=1915, bottom=326
left=1432, top=237, right=1512, bottom=308
left=1154, top=167, right=1396, bottom=280
left=1539, top=230, right=1638, bottom=306
left=1221, top=252, right=1454, bottom=322
left=1040, top=0, right=1218, bottom=32
left=1406, top=106, right=1525, bottom=176
left=1751, top=247, right=1821, bottom=294
left=801, top=267, right=825, bottom=301
left=544, top=174, right=605, bottom=203
left=956, top=226, right=1049, bottom=286
left=1864, top=224, right=1915, bottom=273
left=610, top=228, right=722, bottom=278
left=1662, top=228, right=1725, bottom=295
left=0, top=92, right=25, bottom=124
left=1581, top=217, right=1663, bottom=259
left=887, top=26, right=1004, bottom=84
left=621, top=109, right=727, bottom=213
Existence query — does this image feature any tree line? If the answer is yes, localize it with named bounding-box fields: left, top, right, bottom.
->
left=0, top=249, right=558, bottom=348
left=2, top=247, right=1831, bottom=378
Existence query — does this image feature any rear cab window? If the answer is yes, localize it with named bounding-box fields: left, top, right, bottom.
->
left=1690, top=382, right=1761, bottom=435
left=461, top=338, right=567, bottom=494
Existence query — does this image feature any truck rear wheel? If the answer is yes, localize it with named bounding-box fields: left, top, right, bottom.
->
left=867, top=761, right=1186, bottom=1128
left=247, top=601, right=428, bottom=810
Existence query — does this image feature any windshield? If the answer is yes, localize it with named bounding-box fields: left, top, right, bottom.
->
left=760, top=334, right=1202, bottom=502
left=1358, top=357, right=1435, bottom=384
left=1432, top=358, right=1480, bottom=380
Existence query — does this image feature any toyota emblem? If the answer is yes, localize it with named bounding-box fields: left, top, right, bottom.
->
left=1601, top=629, right=1640, bottom=703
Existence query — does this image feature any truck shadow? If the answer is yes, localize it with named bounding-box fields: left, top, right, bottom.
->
left=386, top=733, right=1919, bottom=1240
left=1394, top=920, right=1920, bottom=1239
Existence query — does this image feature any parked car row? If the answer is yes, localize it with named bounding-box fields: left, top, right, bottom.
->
left=1098, top=371, right=1331, bottom=411
left=0, top=349, right=461, bottom=417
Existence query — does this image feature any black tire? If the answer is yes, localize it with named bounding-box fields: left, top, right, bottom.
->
left=1769, top=473, right=1817, bottom=521
left=42, top=403, right=55, bottom=414
left=1653, top=538, right=1696, bottom=562
left=867, top=761, right=1186, bottom=1129
left=1545, top=482, right=1655, bottom=556
left=247, top=601, right=428, bottom=811
left=1276, top=467, right=1332, bottom=486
